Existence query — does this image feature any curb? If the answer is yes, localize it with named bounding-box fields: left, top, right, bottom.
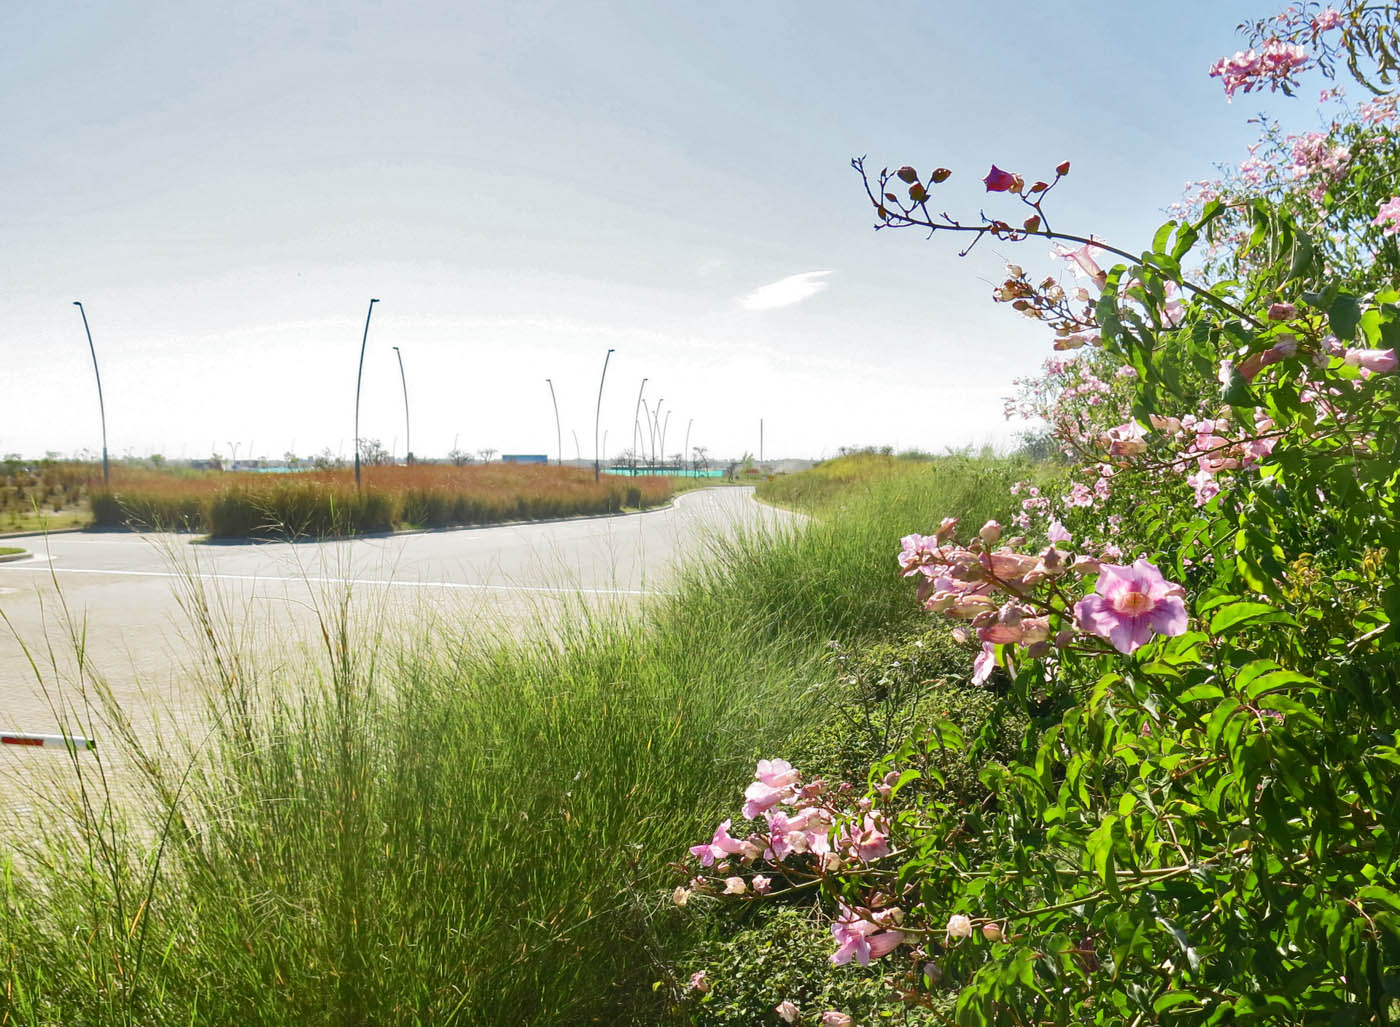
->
left=0, top=526, right=87, bottom=541
left=0, top=550, right=30, bottom=564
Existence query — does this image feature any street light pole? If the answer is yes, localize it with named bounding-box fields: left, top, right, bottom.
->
left=353, top=298, right=380, bottom=489
left=684, top=418, right=693, bottom=477
left=546, top=378, right=562, bottom=466
left=72, top=302, right=110, bottom=485
left=593, top=348, right=615, bottom=482
left=571, top=430, right=582, bottom=463
left=660, top=410, right=672, bottom=469
left=392, top=345, right=411, bottom=465
left=631, top=377, right=647, bottom=476
left=642, top=402, right=656, bottom=468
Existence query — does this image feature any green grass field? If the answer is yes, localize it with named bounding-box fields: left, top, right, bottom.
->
left=0, top=454, right=1027, bottom=1025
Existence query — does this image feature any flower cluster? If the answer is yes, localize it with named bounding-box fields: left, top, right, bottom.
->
left=1375, top=195, right=1400, bottom=235
left=899, top=520, right=1189, bottom=660
left=1209, top=40, right=1310, bottom=98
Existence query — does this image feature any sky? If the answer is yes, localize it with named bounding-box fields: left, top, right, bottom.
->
left=0, top=0, right=1337, bottom=463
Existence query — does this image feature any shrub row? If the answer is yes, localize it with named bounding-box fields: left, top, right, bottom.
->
left=88, top=465, right=674, bottom=537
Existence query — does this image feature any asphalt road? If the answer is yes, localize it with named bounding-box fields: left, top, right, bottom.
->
left=0, top=487, right=795, bottom=805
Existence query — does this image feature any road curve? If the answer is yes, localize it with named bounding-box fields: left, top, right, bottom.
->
left=0, top=487, right=797, bottom=795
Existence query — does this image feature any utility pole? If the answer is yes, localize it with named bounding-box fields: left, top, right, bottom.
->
left=392, top=345, right=411, bottom=464
left=72, top=302, right=110, bottom=485
left=593, top=348, right=615, bottom=482
left=353, top=298, right=380, bottom=489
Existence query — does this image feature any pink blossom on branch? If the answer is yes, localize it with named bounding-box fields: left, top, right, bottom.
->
left=1374, top=196, right=1400, bottom=236
left=982, top=165, right=1020, bottom=192
left=1344, top=347, right=1399, bottom=373
left=1073, top=559, right=1189, bottom=654
left=1209, top=41, right=1309, bottom=99
left=830, top=901, right=905, bottom=966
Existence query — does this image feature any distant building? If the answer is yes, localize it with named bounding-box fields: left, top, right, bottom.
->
left=502, top=454, right=548, bottom=464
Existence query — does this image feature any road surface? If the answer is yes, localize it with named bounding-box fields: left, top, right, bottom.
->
left=0, top=487, right=795, bottom=808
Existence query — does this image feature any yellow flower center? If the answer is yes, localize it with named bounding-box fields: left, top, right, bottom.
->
left=1114, top=590, right=1154, bottom=616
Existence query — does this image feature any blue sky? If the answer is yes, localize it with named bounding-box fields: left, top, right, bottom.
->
left=0, top=1, right=1334, bottom=461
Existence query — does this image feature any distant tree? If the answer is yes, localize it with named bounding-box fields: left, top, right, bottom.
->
left=282, top=450, right=302, bottom=469
left=358, top=438, right=392, bottom=466
left=692, top=445, right=709, bottom=472
left=149, top=453, right=166, bottom=468
left=311, top=448, right=342, bottom=470
left=448, top=447, right=475, bottom=467
left=477, top=448, right=497, bottom=463
left=207, top=452, right=225, bottom=471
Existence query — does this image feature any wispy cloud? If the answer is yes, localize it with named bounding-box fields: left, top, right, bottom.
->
left=739, top=270, right=833, bottom=311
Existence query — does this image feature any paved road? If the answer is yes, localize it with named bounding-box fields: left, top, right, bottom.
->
left=0, top=487, right=794, bottom=803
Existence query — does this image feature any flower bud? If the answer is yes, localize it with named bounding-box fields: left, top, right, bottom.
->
left=1056, top=160, right=1071, bottom=175
left=982, top=922, right=1004, bottom=942
left=979, top=519, right=1003, bottom=543
left=930, top=167, right=952, bottom=183
left=896, top=166, right=918, bottom=183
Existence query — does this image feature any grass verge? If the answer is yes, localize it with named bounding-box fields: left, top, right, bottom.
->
left=0, top=456, right=1026, bottom=1025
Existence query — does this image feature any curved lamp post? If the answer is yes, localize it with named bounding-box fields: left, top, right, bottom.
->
left=631, top=377, right=647, bottom=475
left=546, top=378, right=562, bottom=465
left=392, top=345, right=410, bottom=465
left=72, top=302, right=110, bottom=485
left=660, top=410, right=672, bottom=469
left=642, top=401, right=656, bottom=468
left=593, top=348, right=615, bottom=481
left=353, top=298, right=380, bottom=489
left=684, top=418, right=693, bottom=477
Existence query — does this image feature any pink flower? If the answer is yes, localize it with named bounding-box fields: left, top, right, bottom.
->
left=752, top=874, right=772, bottom=894
left=755, top=758, right=800, bottom=789
left=1074, top=559, right=1189, bottom=655
left=848, top=816, right=890, bottom=862
left=978, top=519, right=1002, bottom=543
left=1047, top=520, right=1072, bottom=543
left=742, top=779, right=789, bottom=820
left=689, top=970, right=709, bottom=992
left=831, top=902, right=904, bottom=966
left=1053, top=240, right=1108, bottom=290
left=945, top=913, right=973, bottom=941
left=1313, top=7, right=1342, bottom=30
left=822, top=1013, right=853, bottom=1027
left=983, top=165, right=1018, bottom=192
left=723, top=876, right=747, bottom=895
left=689, top=819, right=747, bottom=866
left=971, top=641, right=997, bottom=685
left=1372, top=196, right=1400, bottom=235
left=1267, top=302, right=1297, bottom=320
left=1210, top=41, right=1308, bottom=99
left=1344, top=347, right=1398, bottom=373
left=776, top=1000, right=800, bottom=1023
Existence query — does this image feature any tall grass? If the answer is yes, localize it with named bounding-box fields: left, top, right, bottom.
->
left=87, top=464, right=674, bottom=536
left=1, top=457, right=1027, bottom=1025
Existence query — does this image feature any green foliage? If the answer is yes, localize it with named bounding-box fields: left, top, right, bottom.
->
left=0, top=455, right=1017, bottom=1025
left=682, top=907, right=941, bottom=1026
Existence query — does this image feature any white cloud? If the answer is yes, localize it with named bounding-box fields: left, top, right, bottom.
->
left=739, top=270, right=833, bottom=311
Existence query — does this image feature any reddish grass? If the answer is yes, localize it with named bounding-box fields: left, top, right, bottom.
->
left=88, top=464, right=674, bottom=537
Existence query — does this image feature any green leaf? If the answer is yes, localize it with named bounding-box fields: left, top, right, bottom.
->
left=1328, top=292, right=1363, bottom=342
left=1153, top=991, right=1203, bottom=1014
left=1209, top=602, right=1294, bottom=634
